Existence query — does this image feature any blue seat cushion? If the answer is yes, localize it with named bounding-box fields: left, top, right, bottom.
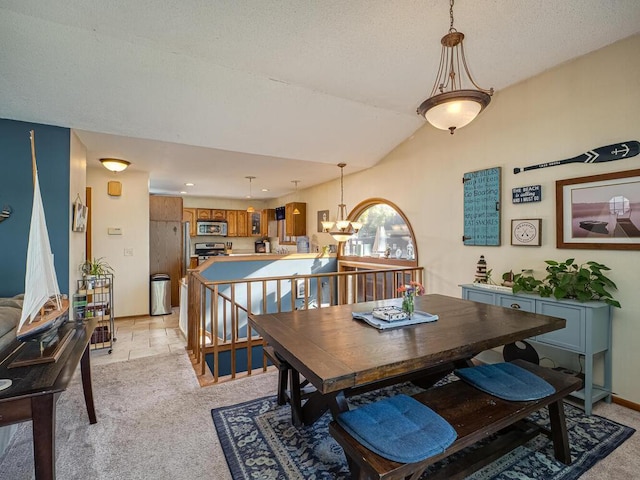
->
left=336, top=394, right=457, bottom=463
left=455, top=362, right=555, bottom=401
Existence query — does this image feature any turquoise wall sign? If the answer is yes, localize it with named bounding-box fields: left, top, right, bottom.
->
left=463, top=167, right=501, bottom=246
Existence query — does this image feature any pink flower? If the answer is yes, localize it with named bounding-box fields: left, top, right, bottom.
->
left=397, top=281, right=425, bottom=296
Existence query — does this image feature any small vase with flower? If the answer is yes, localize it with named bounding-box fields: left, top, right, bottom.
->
left=397, top=281, right=425, bottom=318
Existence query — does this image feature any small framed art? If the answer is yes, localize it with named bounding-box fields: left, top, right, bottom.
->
left=295, top=279, right=306, bottom=299
left=72, top=196, right=87, bottom=232
left=511, top=218, right=541, bottom=246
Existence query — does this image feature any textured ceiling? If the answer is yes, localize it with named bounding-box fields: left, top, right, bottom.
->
left=1, top=0, right=639, bottom=198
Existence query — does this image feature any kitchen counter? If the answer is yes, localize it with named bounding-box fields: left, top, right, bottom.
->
left=195, top=252, right=335, bottom=272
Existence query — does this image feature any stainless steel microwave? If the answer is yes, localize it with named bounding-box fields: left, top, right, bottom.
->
left=196, top=220, right=228, bottom=236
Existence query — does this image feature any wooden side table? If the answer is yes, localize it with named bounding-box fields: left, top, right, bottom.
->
left=0, top=318, right=98, bottom=480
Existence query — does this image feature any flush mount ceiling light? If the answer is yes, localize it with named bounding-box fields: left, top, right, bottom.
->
left=291, top=180, right=301, bottom=214
left=416, top=0, right=494, bottom=134
left=245, top=176, right=256, bottom=213
left=99, top=158, right=130, bottom=172
left=324, top=163, right=362, bottom=242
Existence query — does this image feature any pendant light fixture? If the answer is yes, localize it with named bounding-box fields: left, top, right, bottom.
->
left=416, top=0, right=493, bottom=134
left=245, top=176, right=256, bottom=213
left=99, top=158, right=130, bottom=172
left=323, top=163, right=362, bottom=242
left=291, top=180, right=301, bottom=214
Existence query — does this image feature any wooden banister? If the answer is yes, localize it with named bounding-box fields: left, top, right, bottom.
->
left=186, top=266, right=424, bottom=384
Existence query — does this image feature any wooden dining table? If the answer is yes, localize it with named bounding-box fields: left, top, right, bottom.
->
left=248, top=293, right=566, bottom=426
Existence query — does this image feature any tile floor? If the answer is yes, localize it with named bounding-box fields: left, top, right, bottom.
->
left=89, top=308, right=187, bottom=366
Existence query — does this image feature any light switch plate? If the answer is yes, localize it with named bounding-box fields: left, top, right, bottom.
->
left=108, top=227, right=122, bottom=235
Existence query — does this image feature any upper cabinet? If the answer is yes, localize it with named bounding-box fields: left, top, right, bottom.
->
left=183, top=207, right=274, bottom=238
left=285, top=202, right=306, bottom=237
left=150, top=195, right=183, bottom=221
left=182, top=208, right=197, bottom=237
left=196, top=208, right=212, bottom=220
left=211, top=209, right=226, bottom=221
left=262, top=209, right=276, bottom=237
left=226, top=209, right=248, bottom=237
left=226, top=210, right=238, bottom=237
left=236, top=210, right=248, bottom=237
left=249, top=211, right=262, bottom=236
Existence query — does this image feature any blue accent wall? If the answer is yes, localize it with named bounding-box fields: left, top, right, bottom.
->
left=0, top=119, right=70, bottom=296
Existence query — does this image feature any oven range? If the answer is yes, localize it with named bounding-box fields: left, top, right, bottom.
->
left=194, top=242, right=227, bottom=265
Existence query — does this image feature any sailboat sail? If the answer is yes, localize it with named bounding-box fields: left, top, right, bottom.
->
left=17, top=130, right=68, bottom=339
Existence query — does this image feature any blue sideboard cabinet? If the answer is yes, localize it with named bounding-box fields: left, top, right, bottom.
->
left=460, top=284, right=612, bottom=415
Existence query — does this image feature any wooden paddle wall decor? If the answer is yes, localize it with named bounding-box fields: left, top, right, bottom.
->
left=463, top=167, right=501, bottom=246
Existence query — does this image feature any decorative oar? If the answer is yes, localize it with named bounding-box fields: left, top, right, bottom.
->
left=513, top=141, right=639, bottom=174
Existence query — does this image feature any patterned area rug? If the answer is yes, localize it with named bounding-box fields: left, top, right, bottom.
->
left=212, top=382, right=635, bottom=480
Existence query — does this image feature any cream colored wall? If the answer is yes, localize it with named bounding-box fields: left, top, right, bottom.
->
left=296, top=34, right=640, bottom=403
left=87, top=168, right=150, bottom=316
left=68, top=131, right=87, bottom=296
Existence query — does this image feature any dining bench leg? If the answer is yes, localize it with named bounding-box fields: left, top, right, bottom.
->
left=548, top=400, right=572, bottom=464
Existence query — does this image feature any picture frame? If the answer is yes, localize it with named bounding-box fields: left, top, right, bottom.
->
left=556, top=168, right=640, bottom=250
left=295, top=279, right=306, bottom=299
left=317, top=210, right=330, bottom=233
left=72, top=196, right=87, bottom=233
left=511, top=218, right=542, bottom=246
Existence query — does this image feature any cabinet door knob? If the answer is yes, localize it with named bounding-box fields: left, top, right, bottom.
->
left=510, top=303, right=521, bottom=309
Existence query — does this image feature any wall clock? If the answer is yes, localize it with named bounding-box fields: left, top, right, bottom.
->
left=511, top=218, right=542, bottom=246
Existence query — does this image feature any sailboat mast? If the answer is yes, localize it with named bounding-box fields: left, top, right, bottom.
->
left=30, top=130, right=37, bottom=185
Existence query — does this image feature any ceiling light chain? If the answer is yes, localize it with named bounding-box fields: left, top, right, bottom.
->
left=324, top=163, right=362, bottom=242
left=292, top=180, right=301, bottom=215
left=417, top=0, right=494, bottom=134
left=246, top=176, right=256, bottom=213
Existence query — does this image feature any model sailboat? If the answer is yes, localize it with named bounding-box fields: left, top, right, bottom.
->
left=17, top=130, right=69, bottom=341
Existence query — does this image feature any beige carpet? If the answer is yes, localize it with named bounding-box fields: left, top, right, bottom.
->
left=0, top=352, right=637, bottom=479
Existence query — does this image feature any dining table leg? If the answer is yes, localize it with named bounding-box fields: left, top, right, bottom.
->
left=300, top=390, right=340, bottom=426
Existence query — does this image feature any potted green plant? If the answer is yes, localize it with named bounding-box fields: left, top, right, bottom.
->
left=512, top=258, right=620, bottom=308
left=80, top=257, right=114, bottom=289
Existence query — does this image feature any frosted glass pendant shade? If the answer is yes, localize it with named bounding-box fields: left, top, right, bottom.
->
left=419, top=90, right=491, bottom=134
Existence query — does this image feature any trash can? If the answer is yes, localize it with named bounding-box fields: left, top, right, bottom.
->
left=150, top=273, right=171, bottom=316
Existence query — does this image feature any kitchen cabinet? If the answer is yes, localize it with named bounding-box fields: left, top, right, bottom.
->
left=237, top=210, right=248, bottom=237
left=285, top=202, right=306, bottom=237
left=226, top=209, right=249, bottom=237
left=249, top=211, right=262, bottom=236
left=460, top=284, right=612, bottom=415
left=196, top=208, right=212, bottom=220
left=211, top=209, right=226, bottom=221
left=183, top=208, right=197, bottom=236
left=262, top=209, right=275, bottom=237
left=226, top=210, right=238, bottom=237
left=150, top=195, right=182, bottom=221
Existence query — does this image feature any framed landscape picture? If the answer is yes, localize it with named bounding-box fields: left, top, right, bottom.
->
left=556, top=168, right=640, bottom=250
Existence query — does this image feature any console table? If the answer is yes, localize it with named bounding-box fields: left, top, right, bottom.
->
left=461, top=284, right=611, bottom=415
left=0, top=318, right=98, bottom=480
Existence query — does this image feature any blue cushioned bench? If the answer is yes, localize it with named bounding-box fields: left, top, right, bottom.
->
left=329, top=360, right=582, bottom=480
